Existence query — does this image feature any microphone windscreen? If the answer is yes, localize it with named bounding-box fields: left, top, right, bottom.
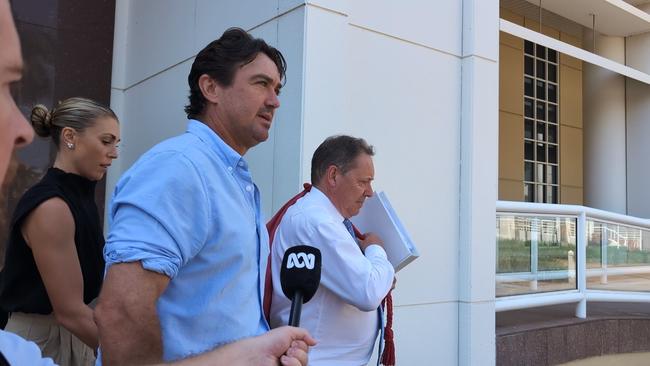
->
left=280, top=245, right=322, bottom=303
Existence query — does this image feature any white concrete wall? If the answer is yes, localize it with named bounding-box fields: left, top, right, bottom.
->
left=299, top=1, right=463, bottom=364
left=582, top=32, right=627, bottom=214
left=107, top=0, right=307, bottom=219
left=108, top=0, right=500, bottom=364
left=299, top=1, right=498, bottom=364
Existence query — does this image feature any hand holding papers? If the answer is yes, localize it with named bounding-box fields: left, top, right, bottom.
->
left=351, top=191, right=419, bottom=271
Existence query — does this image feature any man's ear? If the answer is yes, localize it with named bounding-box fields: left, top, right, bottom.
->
left=325, top=165, right=338, bottom=188
left=198, top=74, right=221, bottom=104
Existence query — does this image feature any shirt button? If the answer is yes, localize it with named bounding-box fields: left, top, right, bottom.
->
left=227, top=166, right=233, bottom=171
left=238, top=161, right=244, bottom=167
left=246, top=185, right=253, bottom=192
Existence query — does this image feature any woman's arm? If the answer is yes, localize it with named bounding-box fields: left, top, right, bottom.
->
left=21, top=197, right=98, bottom=349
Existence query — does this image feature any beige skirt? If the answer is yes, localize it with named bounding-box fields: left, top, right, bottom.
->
left=5, top=312, right=95, bottom=366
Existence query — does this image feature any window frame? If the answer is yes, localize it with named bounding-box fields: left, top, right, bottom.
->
left=523, top=40, right=560, bottom=204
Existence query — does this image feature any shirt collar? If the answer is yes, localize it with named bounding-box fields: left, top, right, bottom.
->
left=309, top=186, right=345, bottom=223
left=186, top=119, right=246, bottom=170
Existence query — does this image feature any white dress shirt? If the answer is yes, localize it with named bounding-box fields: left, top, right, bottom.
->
left=270, top=187, right=395, bottom=366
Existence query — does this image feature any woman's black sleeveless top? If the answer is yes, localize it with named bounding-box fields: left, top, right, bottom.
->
left=0, top=168, right=105, bottom=314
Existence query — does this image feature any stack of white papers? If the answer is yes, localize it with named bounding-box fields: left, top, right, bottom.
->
left=351, top=191, right=419, bottom=271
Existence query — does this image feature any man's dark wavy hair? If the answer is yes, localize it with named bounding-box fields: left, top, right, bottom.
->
left=184, top=27, right=287, bottom=119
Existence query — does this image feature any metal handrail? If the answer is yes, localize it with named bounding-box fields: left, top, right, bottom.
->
left=496, top=201, right=650, bottom=318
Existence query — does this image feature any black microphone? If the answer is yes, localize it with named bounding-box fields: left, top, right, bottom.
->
left=280, top=245, right=321, bottom=327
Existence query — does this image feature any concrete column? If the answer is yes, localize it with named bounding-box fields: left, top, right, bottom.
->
left=582, top=30, right=627, bottom=214
left=458, top=0, right=499, bottom=365
left=625, top=3, right=650, bottom=218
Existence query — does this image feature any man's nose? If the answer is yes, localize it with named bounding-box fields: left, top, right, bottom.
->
left=12, top=108, right=34, bottom=149
left=267, top=90, right=280, bottom=109
left=365, top=183, right=374, bottom=197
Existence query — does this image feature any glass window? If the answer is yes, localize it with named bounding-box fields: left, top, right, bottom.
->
left=525, top=162, right=534, bottom=181
left=525, top=140, right=534, bottom=160
left=548, top=83, right=557, bottom=103
left=525, top=40, right=534, bottom=55
left=548, top=124, right=557, bottom=143
left=546, top=185, right=555, bottom=203
left=521, top=41, right=560, bottom=204
left=536, top=80, right=546, bottom=99
left=550, top=165, right=558, bottom=184
left=536, top=121, right=545, bottom=141
left=536, top=101, right=546, bottom=121
left=537, top=163, right=545, bottom=182
left=536, top=59, right=546, bottom=79
left=548, top=144, right=558, bottom=164
left=525, top=119, right=534, bottom=139
left=525, top=56, right=534, bottom=76
left=548, top=64, right=557, bottom=83
left=537, top=143, right=546, bottom=162
left=548, top=104, right=557, bottom=123
left=525, top=77, right=534, bottom=97
left=525, top=98, right=534, bottom=118
left=524, top=184, right=534, bottom=202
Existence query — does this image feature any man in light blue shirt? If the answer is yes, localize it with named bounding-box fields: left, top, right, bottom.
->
left=0, top=3, right=312, bottom=365
left=94, top=28, right=304, bottom=365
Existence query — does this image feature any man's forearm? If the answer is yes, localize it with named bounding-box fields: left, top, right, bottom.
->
left=96, top=302, right=164, bottom=365
left=155, top=327, right=315, bottom=366
left=158, top=339, right=252, bottom=366
left=95, top=262, right=170, bottom=366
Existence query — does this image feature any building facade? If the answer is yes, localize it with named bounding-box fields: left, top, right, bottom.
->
left=5, top=0, right=650, bottom=364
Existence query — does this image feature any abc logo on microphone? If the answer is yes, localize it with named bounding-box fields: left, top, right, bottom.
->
left=280, top=245, right=322, bottom=327
left=280, top=245, right=321, bottom=304
left=286, top=252, right=316, bottom=269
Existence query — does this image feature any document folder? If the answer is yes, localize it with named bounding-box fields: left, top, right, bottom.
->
left=351, top=191, right=419, bottom=271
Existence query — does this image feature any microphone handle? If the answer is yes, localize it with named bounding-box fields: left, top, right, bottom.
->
left=288, top=291, right=304, bottom=327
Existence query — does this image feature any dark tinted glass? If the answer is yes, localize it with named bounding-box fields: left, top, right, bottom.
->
left=536, top=59, right=546, bottom=78
left=525, top=119, right=534, bottom=139
left=525, top=77, right=534, bottom=97
left=525, top=56, right=534, bottom=76
left=525, top=41, right=534, bottom=55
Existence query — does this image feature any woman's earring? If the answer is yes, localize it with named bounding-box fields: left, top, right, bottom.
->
left=67, top=142, right=74, bottom=149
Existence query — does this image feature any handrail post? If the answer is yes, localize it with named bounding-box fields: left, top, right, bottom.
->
left=531, top=218, right=539, bottom=291
left=601, top=225, right=608, bottom=284
left=576, top=212, right=587, bottom=318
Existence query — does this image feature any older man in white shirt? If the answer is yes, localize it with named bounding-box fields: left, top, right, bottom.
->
left=269, top=135, right=395, bottom=366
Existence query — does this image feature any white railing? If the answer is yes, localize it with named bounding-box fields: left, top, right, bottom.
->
left=496, top=201, right=650, bottom=318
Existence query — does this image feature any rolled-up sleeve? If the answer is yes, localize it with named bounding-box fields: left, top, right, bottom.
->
left=104, top=152, right=211, bottom=279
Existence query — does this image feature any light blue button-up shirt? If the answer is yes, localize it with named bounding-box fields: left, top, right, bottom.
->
left=103, top=120, right=269, bottom=361
left=0, top=330, right=56, bottom=366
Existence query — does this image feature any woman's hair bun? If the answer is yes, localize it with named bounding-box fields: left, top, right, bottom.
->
left=30, top=104, right=53, bottom=137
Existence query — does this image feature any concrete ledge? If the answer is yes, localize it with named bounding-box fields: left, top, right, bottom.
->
left=497, top=302, right=650, bottom=365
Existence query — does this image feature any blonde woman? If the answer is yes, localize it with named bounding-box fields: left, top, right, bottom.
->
left=0, top=97, right=119, bottom=365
